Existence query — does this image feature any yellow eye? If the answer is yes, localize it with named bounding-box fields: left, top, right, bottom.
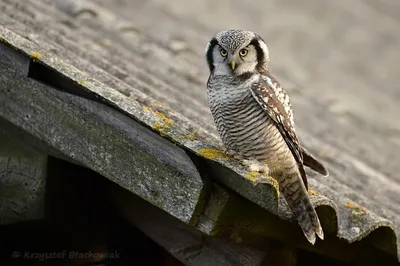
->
left=239, top=49, right=248, bottom=57
left=220, top=49, right=228, bottom=57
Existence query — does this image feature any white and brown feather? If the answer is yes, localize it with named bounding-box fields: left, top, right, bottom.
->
left=250, top=73, right=308, bottom=188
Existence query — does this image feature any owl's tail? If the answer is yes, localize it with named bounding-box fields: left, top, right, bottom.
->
left=278, top=169, right=324, bottom=245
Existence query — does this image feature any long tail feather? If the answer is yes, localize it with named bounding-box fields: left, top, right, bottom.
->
left=278, top=170, right=324, bottom=244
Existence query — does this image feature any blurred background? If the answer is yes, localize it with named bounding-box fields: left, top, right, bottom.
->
left=130, top=0, right=400, bottom=133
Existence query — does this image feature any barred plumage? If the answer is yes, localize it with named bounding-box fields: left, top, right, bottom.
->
left=205, top=29, right=329, bottom=244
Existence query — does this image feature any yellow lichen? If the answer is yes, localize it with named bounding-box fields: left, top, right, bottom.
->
left=263, top=173, right=280, bottom=194
left=350, top=209, right=365, bottom=222
left=141, top=104, right=173, bottom=127
left=186, top=133, right=198, bottom=141
left=244, top=171, right=279, bottom=195
left=344, top=201, right=367, bottom=222
left=245, top=171, right=258, bottom=182
left=153, top=121, right=170, bottom=131
left=177, top=133, right=198, bottom=141
left=308, top=188, right=321, bottom=196
left=155, top=111, right=173, bottom=125
left=344, top=201, right=367, bottom=212
left=30, top=52, right=41, bottom=61
left=153, top=121, right=163, bottom=130
left=144, top=107, right=175, bottom=138
left=142, top=106, right=153, bottom=113
left=198, top=148, right=229, bottom=159
left=78, top=79, right=86, bottom=85
left=153, top=121, right=170, bottom=137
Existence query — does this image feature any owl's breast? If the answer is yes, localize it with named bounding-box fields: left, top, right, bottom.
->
left=206, top=75, right=288, bottom=161
left=208, top=83, right=269, bottom=149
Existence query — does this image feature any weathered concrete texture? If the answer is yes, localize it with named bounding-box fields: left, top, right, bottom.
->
left=0, top=62, right=205, bottom=225
left=0, top=132, right=47, bottom=224
left=0, top=0, right=399, bottom=262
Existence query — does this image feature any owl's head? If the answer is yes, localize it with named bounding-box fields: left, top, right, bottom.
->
left=205, top=30, right=270, bottom=76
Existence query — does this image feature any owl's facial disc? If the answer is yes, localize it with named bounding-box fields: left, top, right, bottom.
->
left=208, top=43, right=258, bottom=76
left=205, top=30, right=270, bottom=75
left=226, top=46, right=257, bottom=75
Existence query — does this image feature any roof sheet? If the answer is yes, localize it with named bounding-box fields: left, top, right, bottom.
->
left=0, top=0, right=399, bottom=262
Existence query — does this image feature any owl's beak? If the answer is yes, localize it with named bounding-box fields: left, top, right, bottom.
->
left=230, top=60, right=236, bottom=71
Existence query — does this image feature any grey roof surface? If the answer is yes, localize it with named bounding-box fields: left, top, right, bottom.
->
left=0, top=0, right=399, bottom=262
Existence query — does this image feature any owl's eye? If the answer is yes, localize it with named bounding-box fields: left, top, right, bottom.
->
left=220, top=49, right=228, bottom=57
left=239, top=49, right=248, bottom=57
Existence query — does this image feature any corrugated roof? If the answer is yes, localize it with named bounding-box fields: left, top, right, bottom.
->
left=0, top=0, right=399, bottom=263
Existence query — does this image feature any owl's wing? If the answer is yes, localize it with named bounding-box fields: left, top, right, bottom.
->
left=249, top=74, right=308, bottom=188
left=261, top=74, right=329, bottom=177
left=301, top=146, right=329, bottom=177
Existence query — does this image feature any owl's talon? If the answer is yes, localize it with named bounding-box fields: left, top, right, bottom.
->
left=242, top=159, right=270, bottom=175
left=224, top=149, right=243, bottom=160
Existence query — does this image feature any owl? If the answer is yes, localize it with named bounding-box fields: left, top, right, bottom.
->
left=205, top=30, right=329, bottom=244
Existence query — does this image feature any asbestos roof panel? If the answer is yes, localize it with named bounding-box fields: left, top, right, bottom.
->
left=0, top=0, right=399, bottom=262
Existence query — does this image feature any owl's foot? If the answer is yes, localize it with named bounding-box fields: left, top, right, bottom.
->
left=223, top=148, right=244, bottom=160
left=224, top=149, right=271, bottom=176
left=242, top=159, right=270, bottom=174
